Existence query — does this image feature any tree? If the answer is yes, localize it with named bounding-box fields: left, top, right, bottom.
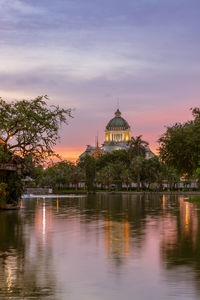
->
left=131, top=156, right=144, bottom=192
left=121, top=169, right=132, bottom=191
left=159, top=107, right=200, bottom=176
left=0, top=95, right=72, bottom=164
left=196, top=167, right=200, bottom=189
left=0, top=183, right=7, bottom=206
left=95, top=171, right=105, bottom=189
left=141, top=157, right=161, bottom=190
left=82, top=155, right=96, bottom=192
left=128, top=135, right=149, bottom=160
left=37, top=161, right=74, bottom=190
left=0, top=96, right=72, bottom=203
left=69, top=166, right=83, bottom=191
left=96, top=150, right=129, bottom=171
left=164, top=165, right=180, bottom=190
left=99, top=166, right=113, bottom=190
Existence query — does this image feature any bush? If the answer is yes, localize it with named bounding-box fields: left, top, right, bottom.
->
left=0, top=183, right=7, bottom=205
left=6, top=172, right=23, bottom=204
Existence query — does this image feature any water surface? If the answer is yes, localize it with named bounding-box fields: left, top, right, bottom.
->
left=0, top=194, right=200, bottom=300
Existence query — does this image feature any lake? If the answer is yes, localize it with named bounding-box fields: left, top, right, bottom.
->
left=0, top=194, right=200, bottom=300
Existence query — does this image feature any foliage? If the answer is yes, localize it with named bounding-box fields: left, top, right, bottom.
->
left=128, top=136, right=149, bottom=191
left=31, top=165, right=45, bottom=186
left=128, top=135, right=149, bottom=160
left=96, top=161, right=128, bottom=190
left=80, top=155, right=96, bottom=192
left=32, top=161, right=84, bottom=191
left=120, top=169, right=132, bottom=190
left=68, top=166, right=84, bottom=191
left=185, top=196, right=200, bottom=202
left=0, top=95, right=72, bottom=164
left=159, top=107, right=200, bottom=176
left=0, top=183, right=7, bottom=205
left=131, top=156, right=145, bottom=192
left=97, top=166, right=113, bottom=190
left=141, top=156, right=162, bottom=189
left=196, top=166, right=200, bottom=188
left=6, top=172, right=23, bottom=204
left=149, top=182, right=159, bottom=191
left=96, top=150, right=129, bottom=170
left=36, top=161, right=75, bottom=190
left=0, top=96, right=72, bottom=203
left=0, top=146, right=11, bottom=163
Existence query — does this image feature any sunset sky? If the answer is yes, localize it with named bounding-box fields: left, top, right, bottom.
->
left=1, top=0, right=200, bottom=161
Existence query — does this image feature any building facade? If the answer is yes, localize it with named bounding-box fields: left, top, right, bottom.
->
left=79, top=109, right=155, bottom=159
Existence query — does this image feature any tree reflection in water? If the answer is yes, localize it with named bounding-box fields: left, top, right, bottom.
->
left=1, top=194, right=200, bottom=299
left=0, top=200, right=56, bottom=299
left=160, top=196, right=200, bottom=293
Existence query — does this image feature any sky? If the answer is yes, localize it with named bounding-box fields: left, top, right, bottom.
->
left=0, top=0, right=200, bottom=161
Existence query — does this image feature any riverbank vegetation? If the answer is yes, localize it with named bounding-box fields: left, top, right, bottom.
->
left=0, top=96, right=72, bottom=205
left=30, top=150, right=198, bottom=194
left=159, top=108, right=200, bottom=177
left=1, top=101, right=199, bottom=198
left=185, top=196, right=200, bottom=202
left=30, top=107, right=200, bottom=193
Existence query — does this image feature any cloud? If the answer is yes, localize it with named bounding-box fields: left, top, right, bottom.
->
left=0, top=0, right=44, bottom=15
left=0, top=0, right=200, bottom=160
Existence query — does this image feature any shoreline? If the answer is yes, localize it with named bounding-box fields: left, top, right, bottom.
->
left=97, top=191, right=200, bottom=196
left=26, top=191, right=200, bottom=196
left=0, top=204, right=20, bottom=210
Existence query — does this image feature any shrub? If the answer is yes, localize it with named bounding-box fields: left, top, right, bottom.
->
left=0, top=183, right=7, bottom=205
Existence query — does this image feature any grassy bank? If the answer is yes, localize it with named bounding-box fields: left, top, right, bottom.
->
left=53, top=189, right=200, bottom=195
left=184, top=195, right=200, bottom=202
left=53, top=189, right=88, bottom=194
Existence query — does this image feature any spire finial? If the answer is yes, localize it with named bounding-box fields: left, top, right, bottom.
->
left=115, top=98, right=121, bottom=116
left=95, top=132, right=99, bottom=147
left=93, top=132, right=102, bottom=159
left=115, top=107, right=121, bottom=117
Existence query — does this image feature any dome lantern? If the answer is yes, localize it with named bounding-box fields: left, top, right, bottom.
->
left=105, top=110, right=131, bottom=143
left=115, top=109, right=121, bottom=117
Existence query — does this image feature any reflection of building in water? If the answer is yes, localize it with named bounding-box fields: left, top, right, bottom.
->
left=159, top=196, right=200, bottom=296
left=105, top=214, right=130, bottom=259
left=0, top=200, right=57, bottom=299
left=0, top=250, right=19, bottom=295
left=35, top=200, right=53, bottom=244
left=179, top=197, right=198, bottom=243
left=161, top=196, right=199, bottom=261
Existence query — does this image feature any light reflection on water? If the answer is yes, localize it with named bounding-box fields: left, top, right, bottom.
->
left=0, top=194, right=200, bottom=299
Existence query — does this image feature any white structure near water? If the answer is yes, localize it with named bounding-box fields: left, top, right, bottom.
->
left=80, top=109, right=155, bottom=159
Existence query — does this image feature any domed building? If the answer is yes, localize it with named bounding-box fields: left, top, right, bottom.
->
left=105, top=109, right=131, bottom=143
left=102, top=109, right=131, bottom=153
left=79, top=109, right=155, bottom=159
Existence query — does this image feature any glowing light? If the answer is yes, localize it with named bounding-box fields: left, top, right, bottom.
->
left=125, top=133, right=129, bottom=141
left=57, top=198, right=59, bottom=213
left=105, top=133, right=109, bottom=142
left=105, top=214, right=110, bottom=257
left=7, top=267, right=12, bottom=293
left=43, top=201, right=46, bottom=237
left=162, top=194, right=166, bottom=210
left=185, top=203, right=189, bottom=233
left=125, top=218, right=130, bottom=257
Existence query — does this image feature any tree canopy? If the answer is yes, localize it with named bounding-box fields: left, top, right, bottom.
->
left=0, top=95, right=72, bottom=164
left=128, top=135, right=149, bottom=160
left=159, top=108, right=200, bottom=175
